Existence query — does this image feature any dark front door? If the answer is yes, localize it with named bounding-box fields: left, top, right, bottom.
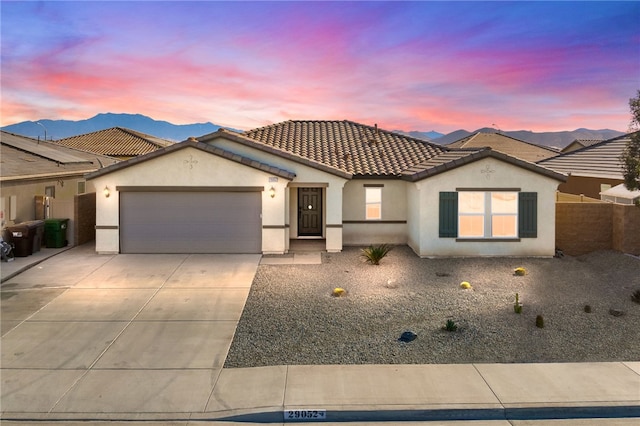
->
left=298, top=188, right=322, bottom=236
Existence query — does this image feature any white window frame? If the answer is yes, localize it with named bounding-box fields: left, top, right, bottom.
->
left=365, top=187, right=382, bottom=220
left=458, top=191, right=518, bottom=238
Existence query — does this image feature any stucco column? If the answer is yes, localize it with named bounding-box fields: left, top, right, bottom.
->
left=262, top=180, right=289, bottom=254
left=325, top=181, right=346, bottom=252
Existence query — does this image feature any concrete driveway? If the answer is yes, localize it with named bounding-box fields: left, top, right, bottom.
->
left=1, top=245, right=260, bottom=416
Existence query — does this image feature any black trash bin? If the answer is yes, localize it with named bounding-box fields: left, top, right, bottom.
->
left=6, top=223, right=34, bottom=257
left=44, top=218, right=69, bottom=248
left=21, top=220, right=45, bottom=253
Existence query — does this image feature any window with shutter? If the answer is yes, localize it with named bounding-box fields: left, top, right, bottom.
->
left=439, top=191, right=537, bottom=239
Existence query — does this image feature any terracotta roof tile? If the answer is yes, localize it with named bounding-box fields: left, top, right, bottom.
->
left=242, top=120, right=447, bottom=176
left=53, top=127, right=174, bottom=157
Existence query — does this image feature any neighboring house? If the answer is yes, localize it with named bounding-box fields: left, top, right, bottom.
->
left=600, top=184, right=640, bottom=205
left=445, top=132, right=559, bottom=162
left=1, top=131, right=118, bottom=243
left=538, top=132, right=636, bottom=199
left=87, top=120, right=566, bottom=257
left=53, top=127, right=174, bottom=160
left=561, top=138, right=603, bottom=153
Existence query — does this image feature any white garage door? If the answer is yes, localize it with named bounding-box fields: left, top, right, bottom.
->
left=119, top=190, right=262, bottom=254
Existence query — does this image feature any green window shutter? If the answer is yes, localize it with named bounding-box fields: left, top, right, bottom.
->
left=439, top=192, right=458, bottom=238
left=519, top=192, right=537, bottom=238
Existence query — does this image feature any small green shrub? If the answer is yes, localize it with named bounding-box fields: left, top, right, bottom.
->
left=361, top=244, right=392, bottom=265
left=536, top=315, right=545, bottom=328
left=444, top=319, right=458, bottom=332
left=631, top=289, right=640, bottom=304
left=584, top=305, right=592, bottom=313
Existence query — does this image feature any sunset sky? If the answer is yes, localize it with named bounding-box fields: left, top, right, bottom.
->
left=1, top=1, right=639, bottom=133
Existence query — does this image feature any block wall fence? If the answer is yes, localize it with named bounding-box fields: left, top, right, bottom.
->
left=556, top=201, right=640, bottom=256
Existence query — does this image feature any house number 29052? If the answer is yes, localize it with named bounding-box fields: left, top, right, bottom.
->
left=284, top=409, right=326, bottom=421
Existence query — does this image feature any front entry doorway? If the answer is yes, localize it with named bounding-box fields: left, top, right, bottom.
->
left=298, top=188, right=323, bottom=236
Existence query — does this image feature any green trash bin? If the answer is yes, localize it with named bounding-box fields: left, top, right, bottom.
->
left=44, top=218, right=69, bottom=248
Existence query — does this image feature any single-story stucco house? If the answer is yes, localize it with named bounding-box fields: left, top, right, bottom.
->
left=86, top=120, right=566, bottom=257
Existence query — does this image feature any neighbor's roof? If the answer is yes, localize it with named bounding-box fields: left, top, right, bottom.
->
left=1, top=131, right=118, bottom=182
left=538, top=133, right=635, bottom=179
left=560, top=139, right=603, bottom=153
left=241, top=120, right=448, bottom=176
left=446, top=132, right=559, bottom=162
left=53, top=127, right=174, bottom=157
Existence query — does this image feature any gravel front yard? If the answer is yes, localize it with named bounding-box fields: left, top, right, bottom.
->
left=224, top=246, right=640, bottom=368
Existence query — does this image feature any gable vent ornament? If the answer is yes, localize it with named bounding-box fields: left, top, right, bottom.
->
left=481, top=163, right=495, bottom=180
left=183, top=154, right=198, bottom=170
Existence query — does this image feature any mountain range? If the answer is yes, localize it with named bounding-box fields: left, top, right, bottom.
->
left=1, top=113, right=626, bottom=149
left=1, top=113, right=225, bottom=142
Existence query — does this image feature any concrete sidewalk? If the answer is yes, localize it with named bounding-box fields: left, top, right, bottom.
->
left=2, top=362, right=639, bottom=423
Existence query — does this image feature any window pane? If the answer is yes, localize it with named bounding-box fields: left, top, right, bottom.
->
left=492, top=215, right=517, bottom=237
left=366, top=187, right=381, bottom=203
left=459, top=192, right=484, bottom=213
left=491, top=192, right=517, bottom=213
left=459, top=216, right=484, bottom=237
left=366, top=205, right=381, bottom=220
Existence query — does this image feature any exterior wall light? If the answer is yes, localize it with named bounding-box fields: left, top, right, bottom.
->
left=269, top=186, right=276, bottom=198
left=103, top=186, right=111, bottom=198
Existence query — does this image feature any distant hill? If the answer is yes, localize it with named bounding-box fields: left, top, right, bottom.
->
left=433, top=127, right=625, bottom=149
left=396, top=130, right=445, bottom=142
left=1, top=113, right=228, bottom=141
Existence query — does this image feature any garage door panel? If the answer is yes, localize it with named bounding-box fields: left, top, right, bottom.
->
left=120, top=191, right=261, bottom=254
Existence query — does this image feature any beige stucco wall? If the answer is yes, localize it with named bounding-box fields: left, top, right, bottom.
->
left=1, top=177, right=91, bottom=226
left=209, top=138, right=348, bottom=251
left=412, top=157, right=562, bottom=257
left=342, top=179, right=408, bottom=245
left=90, top=146, right=290, bottom=254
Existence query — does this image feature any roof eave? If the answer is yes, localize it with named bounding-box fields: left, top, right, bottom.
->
left=402, top=149, right=567, bottom=183
left=85, top=139, right=296, bottom=181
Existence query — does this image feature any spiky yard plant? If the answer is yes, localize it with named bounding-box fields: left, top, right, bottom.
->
left=514, top=293, right=523, bottom=314
left=631, top=289, right=640, bottom=304
left=444, top=319, right=458, bottom=332
left=361, top=244, right=392, bottom=265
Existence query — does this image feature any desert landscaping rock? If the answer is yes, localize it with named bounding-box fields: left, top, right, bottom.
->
left=225, top=246, right=640, bottom=367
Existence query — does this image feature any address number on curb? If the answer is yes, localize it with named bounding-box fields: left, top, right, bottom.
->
left=284, top=409, right=327, bottom=421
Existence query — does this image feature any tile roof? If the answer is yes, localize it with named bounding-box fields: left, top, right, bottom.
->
left=560, top=139, right=603, bottom=153
left=401, top=149, right=566, bottom=182
left=446, top=132, right=559, bottom=162
left=538, top=133, right=635, bottom=179
left=1, top=131, right=119, bottom=181
left=85, top=139, right=296, bottom=181
left=53, top=127, right=174, bottom=157
left=241, top=120, right=448, bottom=176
